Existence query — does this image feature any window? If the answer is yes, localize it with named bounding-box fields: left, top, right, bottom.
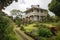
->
left=37, top=9, right=39, bottom=12
left=41, top=10, right=43, bottom=13
left=31, top=9, right=33, bottom=12
left=37, top=16, right=39, bottom=20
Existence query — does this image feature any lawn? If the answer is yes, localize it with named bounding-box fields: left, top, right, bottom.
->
left=22, top=22, right=56, bottom=33
left=20, top=22, right=60, bottom=40
left=23, top=23, right=38, bottom=32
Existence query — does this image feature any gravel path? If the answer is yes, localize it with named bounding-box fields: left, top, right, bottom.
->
left=15, top=29, right=28, bottom=40
left=14, top=27, right=34, bottom=40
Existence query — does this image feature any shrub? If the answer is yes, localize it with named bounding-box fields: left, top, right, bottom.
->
left=31, top=30, right=39, bottom=37
left=38, top=28, right=53, bottom=38
left=14, top=17, right=22, bottom=27
left=50, top=27, right=57, bottom=36
left=20, top=26, right=25, bottom=31
left=39, top=24, right=47, bottom=28
left=38, top=37, right=47, bottom=40
left=55, top=21, right=60, bottom=31
left=33, top=24, right=40, bottom=27
left=0, top=16, right=17, bottom=40
left=55, top=32, right=60, bottom=40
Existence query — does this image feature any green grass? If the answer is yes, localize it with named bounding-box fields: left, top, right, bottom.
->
left=23, top=23, right=38, bottom=32
left=22, top=22, right=55, bottom=32
left=21, top=22, right=60, bottom=40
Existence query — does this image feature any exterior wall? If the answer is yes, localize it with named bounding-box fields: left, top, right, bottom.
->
left=25, top=10, right=47, bottom=17
left=25, top=9, right=48, bottom=21
left=29, top=16, right=38, bottom=21
left=32, top=16, right=38, bottom=21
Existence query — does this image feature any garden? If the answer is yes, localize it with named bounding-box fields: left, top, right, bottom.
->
left=20, top=21, right=60, bottom=40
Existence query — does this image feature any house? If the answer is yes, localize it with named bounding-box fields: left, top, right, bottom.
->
left=23, top=5, right=48, bottom=22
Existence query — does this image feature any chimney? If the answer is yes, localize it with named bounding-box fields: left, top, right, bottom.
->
left=37, top=5, right=39, bottom=7
left=26, top=8, right=29, bottom=10
left=31, top=5, right=40, bottom=8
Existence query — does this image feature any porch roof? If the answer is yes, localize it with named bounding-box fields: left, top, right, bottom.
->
left=24, top=7, right=47, bottom=13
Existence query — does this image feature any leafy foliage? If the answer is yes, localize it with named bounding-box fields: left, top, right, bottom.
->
left=55, top=32, right=60, bottom=40
left=14, top=17, right=22, bottom=27
left=46, top=14, right=54, bottom=22
left=38, top=37, right=46, bottom=40
left=38, top=28, right=53, bottom=38
left=48, top=0, right=60, bottom=17
left=0, top=16, right=17, bottom=40
left=55, top=21, right=60, bottom=31
left=10, top=9, right=22, bottom=19
left=0, top=11, right=7, bottom=16
left=0, top=0, right=18, bottom=10
left=10, top=9, right=20, bottom=16
left=20, top=26, right=25, bottom=31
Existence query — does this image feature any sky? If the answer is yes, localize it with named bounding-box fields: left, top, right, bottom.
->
left=2, top=0, right=55, bottom=16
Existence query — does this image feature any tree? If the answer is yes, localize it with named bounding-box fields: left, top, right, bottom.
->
left=10, top=9, right=22, bottom=18
left=0, top=16, right=17, bottom=40
left=0, top=0, right=18, bottom=40
left=10, top=9, right=20, bottom=15
left=10, top=9, right=23, bottom=27
left=53, top=16, right=60, bottom=22
left=0, top=0, right=18, bottom=10
left=0, top=11, right=7, bottom=16
left=48, top=0, right=60, bottom=17
left=14, top=17, right=22, bottom=27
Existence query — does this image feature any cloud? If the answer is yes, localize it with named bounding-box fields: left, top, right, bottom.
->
left=3, top=0, right=52, bottom=15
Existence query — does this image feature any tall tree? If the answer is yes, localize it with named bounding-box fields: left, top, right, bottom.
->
left=48, top=0, right=60, bottom=17
left=10, top=9, right=20, bottom=16
left=0, top=0, right=18, bottom=40
left=0, top=0, right=18, bottom=10
left=10, top=9, right=23, bottom=26
left=0, top=0, right=18, bottom=16
left=0, top=16, right=17, bottom=40
left=10, top=9, right=22, bottom=18
left=0, top=11, right=7, bottom=16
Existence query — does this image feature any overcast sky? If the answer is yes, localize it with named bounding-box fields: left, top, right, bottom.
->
left=2, top=0, right=55, bottom=16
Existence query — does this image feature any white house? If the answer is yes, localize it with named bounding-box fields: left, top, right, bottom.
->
left=23, top=5, right=48, bottom=22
